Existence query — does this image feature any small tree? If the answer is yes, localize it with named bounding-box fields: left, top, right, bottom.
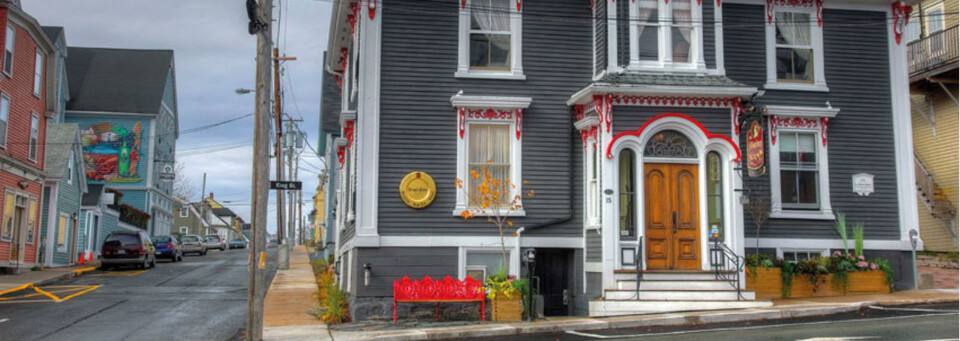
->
left=745, top=193, right=770, bottom=258
left=173, top=162, right=197, bottom=200
left=456, top=164, right=533, bottom=273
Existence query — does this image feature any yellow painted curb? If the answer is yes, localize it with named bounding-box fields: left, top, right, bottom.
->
left=0, top=283, right=31, bottom=296
left=74, top=267, right=97, bottom=275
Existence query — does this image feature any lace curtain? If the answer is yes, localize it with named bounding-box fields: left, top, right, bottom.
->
left=469, top=124, right=511, bottom=204
left=672, top=1, right=692, bottom=63
left=472, top=0, right=511, bottom=51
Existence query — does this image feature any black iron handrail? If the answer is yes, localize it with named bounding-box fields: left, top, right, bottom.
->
left=710, top=239, right=745, bottom=300
left=635, top=237, right=643, bottom=299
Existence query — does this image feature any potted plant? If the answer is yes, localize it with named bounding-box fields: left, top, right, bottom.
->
left=485, top=270, right=527, bottom=322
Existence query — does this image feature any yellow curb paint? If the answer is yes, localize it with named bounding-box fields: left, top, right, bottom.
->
left=57, top=285, right=100, bottom=302
left=0, top=283, right=31, bottom=296
left=74, top=267, right=97, bottom=275
left=30, top=285, right=61, bottom=302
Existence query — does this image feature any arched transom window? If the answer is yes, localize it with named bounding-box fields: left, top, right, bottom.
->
left=643, top=130, right=696, bottom=158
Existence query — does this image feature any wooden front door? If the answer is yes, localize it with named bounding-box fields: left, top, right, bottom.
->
left=644, top=163, right=701, bottom=270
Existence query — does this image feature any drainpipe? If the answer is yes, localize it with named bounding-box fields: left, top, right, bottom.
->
left=515, top=226, right=525, bottom=278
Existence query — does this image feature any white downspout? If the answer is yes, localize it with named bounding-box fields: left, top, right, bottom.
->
left=515, top=227, right=525, bottom=277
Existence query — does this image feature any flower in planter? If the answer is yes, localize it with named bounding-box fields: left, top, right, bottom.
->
left=857, top=261, right=869, bottom=269
left=870, top=263, right=877, bottom=270
left=858, top=255, right=866, bottom=261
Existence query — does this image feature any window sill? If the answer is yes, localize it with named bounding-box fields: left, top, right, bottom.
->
left=770, top=210, right=835, bottom=220
left=763, top=82, right=830, bottom=92
left=452, top=207, right=526, bottom=217
left=455, top=70, right=526, bottom=80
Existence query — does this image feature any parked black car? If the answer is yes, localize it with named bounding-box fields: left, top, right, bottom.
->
left=101, top=231, right=156, bottom=270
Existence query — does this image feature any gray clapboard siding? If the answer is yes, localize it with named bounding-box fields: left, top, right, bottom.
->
left=586, top=229, right=602, bottom=262
left=703, top=0, right=716, bottom=69
left=354, top=247, right=459, bottom=297
left=378, top=0, right=591, bottom=237
left=724, top=5, right=900, bottom=240
left=341, top=220, right=355, bottom=246
left=321, top=53, right=342, bottom=134
left=612, top=106, right=732, bottom=137
left=617, top=0, right=629, bottom=66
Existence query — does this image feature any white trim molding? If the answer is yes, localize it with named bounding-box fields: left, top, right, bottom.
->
left=456, top=0, right=525, bottom=80
left=887, top=4, right=921, bottom=249
left=355, top=1, right=382, bottom=240
left=451, top=94, right=532, bottom=217
left=747, top=237, right=920, bottom=252
left=765, top=115, right=834, bottom=220
left=764, top=3, right=828, bottom=92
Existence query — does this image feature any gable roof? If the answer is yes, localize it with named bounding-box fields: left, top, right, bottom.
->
left=65, top=47, right=173, bottom=114
left=43, top=124, right=79, bottom=179
left=41, top=26, right=63, bottom=43
left=212, top=207, right=237, bottom=218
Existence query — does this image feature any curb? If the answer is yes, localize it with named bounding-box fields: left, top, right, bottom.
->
left=321, top=297, right=959, bottom=341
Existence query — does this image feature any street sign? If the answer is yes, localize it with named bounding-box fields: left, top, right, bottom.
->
left=270, top=181, right=302, bottom=190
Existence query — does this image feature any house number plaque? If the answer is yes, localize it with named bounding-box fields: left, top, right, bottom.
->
left=852, top=173, right=874, bottom=196
left=399, top=171, right=437, bottom=209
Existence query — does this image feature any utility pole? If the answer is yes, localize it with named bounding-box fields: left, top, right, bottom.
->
left=274, top=48, right=296, bottom=270
left=197, top=173, right=206, bottom=235
left=283, top=119, right=303, bottom=248
left=246, top=0, right=271, bottom=339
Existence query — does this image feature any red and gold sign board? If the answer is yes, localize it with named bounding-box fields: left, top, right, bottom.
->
left=399, top=171, right=437, bottom=209
left=747, top=121, right=766, bottom=177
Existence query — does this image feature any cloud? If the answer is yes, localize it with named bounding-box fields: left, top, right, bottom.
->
left=26, top=1, right=332, bottom=235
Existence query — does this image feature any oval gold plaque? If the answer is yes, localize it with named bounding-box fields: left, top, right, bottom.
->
left=399, top=171, right=436, bottom=209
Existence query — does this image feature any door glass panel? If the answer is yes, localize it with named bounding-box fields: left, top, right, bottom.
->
left=619, top=150, right=636, bottom=237
left=644, top=130, right=696, bottom=158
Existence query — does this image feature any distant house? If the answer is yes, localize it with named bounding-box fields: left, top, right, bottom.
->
left=64, top=47, right=179, bottom=236
left=39, top=124, right=87, bottom=267
left=172, top=199, right=208, bottom=237
left=907, top=0, right=958, bottom=251
left=0, top=1, right=56, bottom=271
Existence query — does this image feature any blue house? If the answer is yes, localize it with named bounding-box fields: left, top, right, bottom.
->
left=40, top=124, right=87, bottom=267
left=64, top=47, right=179, bottom=236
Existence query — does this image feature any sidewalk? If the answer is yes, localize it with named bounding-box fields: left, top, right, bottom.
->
left=263, top=245, right=328, bottom=340
left=0, top=263, right=98, bottom=295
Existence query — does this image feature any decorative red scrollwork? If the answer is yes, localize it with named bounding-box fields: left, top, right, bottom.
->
left=336, top=145, right=346, bottom=168
left=517, top=0, right=523, bottom=12
left=367, top=0, right=377, bottom=19
left=515, top=109, right=523, bottom=139
left=580, top=126, right=598, bottom=150
left=393, top=276, right=486, bottom=323
left=819, top=117, right=829, bottom=146
left=458, top=108, right=466, bottom=139
left=892, top=1, right=912, bottom=45
left=768, top=115, right=821, bottom=146
left=607, top=113, right=741, bottom=162
left=462, top=0, right=467, bottom=9
left=573, top=104, right=585, bottom=121
left=610, top=95, right=746, bottom=135
left=466, top=108, right=513, bottom=120
left=766, top=0, right=823, bottom=26
left=343, top=120, right=355, bottom=148
left=592, top=94, right=613, bottom=133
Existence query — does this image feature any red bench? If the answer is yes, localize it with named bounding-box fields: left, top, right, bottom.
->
left=393, top=276, right=485, bottom=323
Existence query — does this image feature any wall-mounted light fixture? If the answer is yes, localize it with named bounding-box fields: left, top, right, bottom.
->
left=362, top=263, right=373, bottom=287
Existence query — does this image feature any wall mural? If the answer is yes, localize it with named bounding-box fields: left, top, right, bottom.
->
left=79, top=122, right=143, bottom=183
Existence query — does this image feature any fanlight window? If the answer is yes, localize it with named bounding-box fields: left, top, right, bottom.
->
left=644, top=130, right=696, bottom=158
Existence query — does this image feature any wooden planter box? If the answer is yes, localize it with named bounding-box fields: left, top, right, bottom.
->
left=490, top=298, right=522, bottom=322
left=747, top=268, right=890, bottom=299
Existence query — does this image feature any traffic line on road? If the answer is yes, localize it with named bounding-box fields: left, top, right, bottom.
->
left=563, top=312, right=960, bottom=339
left=867, top=305, right=959, bottom=313
left=0, top=283, right=31, bottom=296
left=0, top=284, right=100, bottom=303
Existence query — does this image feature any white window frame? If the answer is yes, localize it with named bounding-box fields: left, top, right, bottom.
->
left=456, top=0, right=525, bottom=80
left=179, top=207, right=189, bottom=217
left=57, top=212, right=70, bottom=252
left=179, top=226, right=189, bottom=234
left=33, top=50, right=43, bottom=97
left=67, top=150, right=75, bottom=185
left=451, top=95, right=531, bottom=217
left=777, top=248, right=828, bottom=262
left=3, top=24, right=14, bottom=77
left=627, top=0, right=706, bottom=72
left=584, top=136, right=601, bottom=227
left=458, top=247, right=518, bottom=279
left=28, top=113, right=39, bottom=162
left=764, top=6, right=828, bottom=92
left=905, top=10, right=920, bottom=43
left=767, top=106, right=837, bottom=220
left=924, top=1, right=944, bottom=35
left=0, top=94, right=8, bottom=149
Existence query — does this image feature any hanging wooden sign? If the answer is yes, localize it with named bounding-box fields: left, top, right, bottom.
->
left=399, top=171, right=437, bottom=209
left=746, top=121, right=766, bottom=177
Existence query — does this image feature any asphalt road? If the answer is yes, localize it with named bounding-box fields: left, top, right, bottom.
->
left=0, top=246, right=278, bottom=341
left=471, top=303, right=960, bottom=341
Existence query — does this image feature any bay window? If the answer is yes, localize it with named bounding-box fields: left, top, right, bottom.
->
left=458, top=0, right=524, bottom=79
left=629, top=0, right=704, bottom=70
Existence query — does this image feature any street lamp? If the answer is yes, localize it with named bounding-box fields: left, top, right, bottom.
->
left=909, top=229, right=919, bottom=291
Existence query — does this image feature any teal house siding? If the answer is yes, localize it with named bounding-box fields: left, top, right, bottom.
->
left=41, top=124, right=87, bottom=267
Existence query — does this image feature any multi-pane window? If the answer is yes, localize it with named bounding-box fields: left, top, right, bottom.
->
left=1, top=192, right=12, bottom=240
left=180, top=207, right=189, bottom=217
left=632, top=0, right=701, bottom=68
left=469, top=0, right=511, bottom=70
left=3, top=25, right=14, bottom=76
left=26, top=198, right=36, bottom=244
left=29, top=114, right=39, bottom=161
left=33, top=51, right=43, bottom=96
left=586, top=142, right=600, bottom=224
left=67, top=151, right=75, bottom=184
left=774, top=12, right=814, bottom=83
left=618, top=149, right=636, bottom=237
left=779, top=132, right=818, bottom=209
left=468, top=124, right=511, bottom=206
left=57, top=214, right=68, bottom=250
left=706, top=152, right=723, bottom=240
left=782, top=250, right=823, bottom=263
left=0, top=95, right=8, bottom=148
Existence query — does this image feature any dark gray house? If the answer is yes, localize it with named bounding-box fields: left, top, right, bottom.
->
left=322, top=0, right=920, bottom=319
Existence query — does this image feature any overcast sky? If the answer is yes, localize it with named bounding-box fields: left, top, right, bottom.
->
left=26, top=1, right=332, bottom=235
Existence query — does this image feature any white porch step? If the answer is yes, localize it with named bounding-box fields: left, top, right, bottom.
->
left=614, top=270, right=729, bottom=281
left=588, top=299, right=773, bottom=317
left=604, top=289, right=755, bottom=301
left=616, top=279, right=734, bottom=291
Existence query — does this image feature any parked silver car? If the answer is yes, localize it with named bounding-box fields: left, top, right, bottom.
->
left=180, top=235, right=207, bottom=255
left=205, top=234, right=226, bottom=251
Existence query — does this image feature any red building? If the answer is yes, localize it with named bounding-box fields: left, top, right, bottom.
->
left=0, top=1, right=55, bottom=271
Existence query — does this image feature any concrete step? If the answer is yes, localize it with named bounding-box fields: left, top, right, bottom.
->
left=604, top=289, right=755, bottom=301
left=616, top=279, right=735, bottom=291
left=614, top=271, right=730, bottom=281
left=588, top=299, right=773, bottom=317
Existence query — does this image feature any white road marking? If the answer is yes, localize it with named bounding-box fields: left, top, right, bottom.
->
left=563, top=312, right=959, bottom=339
left=796, top=337, right=878, bottom=341
left=0, top=318, right=9, bottom=323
